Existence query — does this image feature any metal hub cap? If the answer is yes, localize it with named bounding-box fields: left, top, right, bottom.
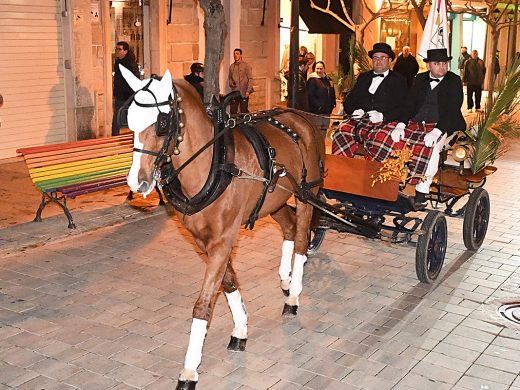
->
left=497, top=302, right=520, bottom=325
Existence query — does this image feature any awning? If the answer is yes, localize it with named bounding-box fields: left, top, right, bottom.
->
left=299, top=0, right=354, bottom=34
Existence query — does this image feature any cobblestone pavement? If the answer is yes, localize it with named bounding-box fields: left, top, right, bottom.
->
left=1, top=143, right=520, bottom=389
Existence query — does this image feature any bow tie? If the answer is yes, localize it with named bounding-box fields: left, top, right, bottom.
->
left=429, top=77, right=440, bottom=83
left=372, top=73, right=384, bottom=78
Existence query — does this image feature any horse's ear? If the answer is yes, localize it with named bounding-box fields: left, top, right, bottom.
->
left=119, top=64, right=142, bottom=91
left=158, top=70, right=172, bottom=98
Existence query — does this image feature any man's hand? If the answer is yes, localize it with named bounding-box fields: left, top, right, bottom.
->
left=351, top=109, right=364, bottom=119
left=424, top=128, right=442, bottom=147
left=368, top=110, right=383, bottom=123
left=390, top=122, right=406, bottom=142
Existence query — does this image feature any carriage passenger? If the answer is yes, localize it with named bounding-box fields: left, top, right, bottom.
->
left=389, top=48, right=467, bottom=208
left=332, top=42, right=407, bottom=161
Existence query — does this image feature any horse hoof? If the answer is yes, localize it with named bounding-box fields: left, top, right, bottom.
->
left=227, top=336, right=247, bottom=351
left=281, top=288, right=289, bottom=297
left=282, top=303, right=298, bottom=316
left=176, top=379, right=197, bottom=390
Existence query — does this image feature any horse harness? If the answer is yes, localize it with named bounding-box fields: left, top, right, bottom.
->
left=127, top=81, right=323, bottom=229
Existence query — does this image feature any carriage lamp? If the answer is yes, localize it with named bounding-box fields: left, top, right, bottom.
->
left=451, top=144, right=468, bottom=162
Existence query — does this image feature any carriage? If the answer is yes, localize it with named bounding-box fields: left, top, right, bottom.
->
left=306, top=131, right=496, bottom=283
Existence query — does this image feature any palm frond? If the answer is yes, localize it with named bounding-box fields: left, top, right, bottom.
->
left=470, top=57, right=520, bottom=173
left=342, top=38, right=370, bottom=96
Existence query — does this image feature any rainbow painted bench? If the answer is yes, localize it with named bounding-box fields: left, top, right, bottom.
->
left=16, top=134, right=134, bottom=228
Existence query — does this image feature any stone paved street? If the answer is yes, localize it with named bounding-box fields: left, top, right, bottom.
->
left=1, top=144, right=520, bottom=389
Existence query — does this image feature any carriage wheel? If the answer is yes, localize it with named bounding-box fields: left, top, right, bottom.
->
left=415, top=211, right=447, bottom=283
left=307, top=228, right=326, bottom=256
left=463, top=187, right=490, bottom=251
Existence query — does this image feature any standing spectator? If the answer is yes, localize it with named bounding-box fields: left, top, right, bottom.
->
left=286, top=48, right=309, bottom=111
left=306, top=61, right=336, bottom=136
left=228, top=48, right=254, bottom=114
left=112, top=41, right=139, bottom=136
left=184, top=62, right=204, bottom=101
left=494, top=51, right=500, bottom=82
left=458, top=46, right=470, bottom=80
left=305, top=52, right=316, bottom=79
left=463, top=49, right=486, bottom=112
left=393, top=46, right=420, bottom=88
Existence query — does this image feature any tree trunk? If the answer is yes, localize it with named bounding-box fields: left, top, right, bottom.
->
left=199, top=0, right=227, bottom=104
left=484, top=29, right=499, bottom=107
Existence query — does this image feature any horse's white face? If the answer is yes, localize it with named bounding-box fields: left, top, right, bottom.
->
left=120, top=66, right=173, bottom=195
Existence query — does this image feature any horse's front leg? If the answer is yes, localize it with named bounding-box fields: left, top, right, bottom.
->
left=283, top=202, right=313, bottom=316
left=222, top=261, right=248, bottom=351
left=271, top=205, right=296, bottom=296
left=177, top=226, right=239, bottom=390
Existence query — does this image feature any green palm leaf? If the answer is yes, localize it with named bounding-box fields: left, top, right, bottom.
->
left=470, top=57, right=520, bottom=173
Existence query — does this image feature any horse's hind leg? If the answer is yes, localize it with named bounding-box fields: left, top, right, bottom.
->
left=271, top=205, right=296, bottom=296
left=283, top=202, right=313, bottom=316
left=222, top=261, right=248, bottom=351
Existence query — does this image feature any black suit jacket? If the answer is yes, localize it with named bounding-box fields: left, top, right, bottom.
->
left=399, top=71, right=466, bottom=135
left=343, top=70, right=407, bottom=122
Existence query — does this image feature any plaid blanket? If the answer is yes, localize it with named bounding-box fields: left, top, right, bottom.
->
left=331, top=117, right=398, bottom=160
left=332, top=119, right=436, bottom=183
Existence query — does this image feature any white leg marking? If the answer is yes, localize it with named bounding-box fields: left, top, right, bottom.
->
left=288, top=253, right=306, bottom=298
left=279, top=240, right=294, bottom=281
left=182, top=318, right=208, bottom=382
left=225, top=290, right=248, bottom=339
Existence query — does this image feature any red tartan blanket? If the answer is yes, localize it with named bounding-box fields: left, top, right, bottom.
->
left=332, top=119, right=436, bottom=182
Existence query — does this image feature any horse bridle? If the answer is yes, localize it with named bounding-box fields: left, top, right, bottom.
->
left=121, top=76, right=185, bottom=181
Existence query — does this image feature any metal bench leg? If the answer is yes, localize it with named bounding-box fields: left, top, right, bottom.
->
left=33, top=192, right=49, bottom=223
left=33, top=191, right=76, bottom=229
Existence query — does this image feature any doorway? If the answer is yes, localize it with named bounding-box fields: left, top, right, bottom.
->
left=110, top=0, right=149, bottom=78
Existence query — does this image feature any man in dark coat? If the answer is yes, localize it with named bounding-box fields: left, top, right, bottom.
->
left=393, top=46, right=419, bottom=88
left=184, top=62, right=204, bottom=100
left=332, top=42, right=407, bottom=159
left=112, top=41, right=139, bottom=136
left=391, top=48, right=466, bottom=207
left=463, top=50, right=486, bottom=112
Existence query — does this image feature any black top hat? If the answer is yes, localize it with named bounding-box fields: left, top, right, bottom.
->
left=424, top=48, right=452, bottom=62
left=368, top=42, right=395, bottom=60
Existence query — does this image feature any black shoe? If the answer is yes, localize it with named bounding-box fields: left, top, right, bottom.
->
left=411, top=192, right=428, bottom=211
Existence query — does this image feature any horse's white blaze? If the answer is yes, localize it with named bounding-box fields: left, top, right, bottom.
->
left=182, top=318, right=208, bottom=381
left=288, top=253, right=307, bottom=299
left=279, top=240, right=294, bottom=281
left=225, top=290, right=248, bottom=339
left=126, top=132, right=153, bottom=194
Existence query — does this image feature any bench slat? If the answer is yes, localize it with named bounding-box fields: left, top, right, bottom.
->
left=36, top=166, right=130, bottom=192
left=28, top=154, right=132, bottom=181
left=23, top=144, right=133, bottom=169
left=59, top=176, right=128, bottom=198
left=16, top=134, right=133, bottom=155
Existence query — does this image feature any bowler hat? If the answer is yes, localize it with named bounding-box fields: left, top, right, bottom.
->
left=424, top=48, right=452, bottom=62
left=368, top=42, right=395, bottom=60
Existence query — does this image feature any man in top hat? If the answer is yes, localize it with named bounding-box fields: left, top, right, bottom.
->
left=332, top=42, right=407, bottom=161
left=390, top=48, right=466, bottom=208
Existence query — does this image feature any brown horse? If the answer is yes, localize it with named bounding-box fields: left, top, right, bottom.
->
left=120, top=67, right=324, bottom=390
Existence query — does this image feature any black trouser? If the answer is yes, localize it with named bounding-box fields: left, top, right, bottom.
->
left=467, top=84, right=482, bottom=110
left=230, top=96, right=249, bottom=114
left=112, top=99, right=125, bottom=136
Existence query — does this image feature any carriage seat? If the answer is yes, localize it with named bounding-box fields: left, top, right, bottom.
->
left=16, top=134, right=134, bottom=228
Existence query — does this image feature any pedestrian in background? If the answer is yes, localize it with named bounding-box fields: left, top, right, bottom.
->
left=458, top=46, right=470, bottom=81
left=228, top=48, right=254, bottom=114
left=463, top=49, right=486, bottom=112
left=184, top=62, right=204, bottom=101
left=393, top=46, right=419, bottom=88
left=112, top=41, right=139, bottom=136
left=305, top=52, right=316, bottom=79
left=306, top=61, right=336, bottom=136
